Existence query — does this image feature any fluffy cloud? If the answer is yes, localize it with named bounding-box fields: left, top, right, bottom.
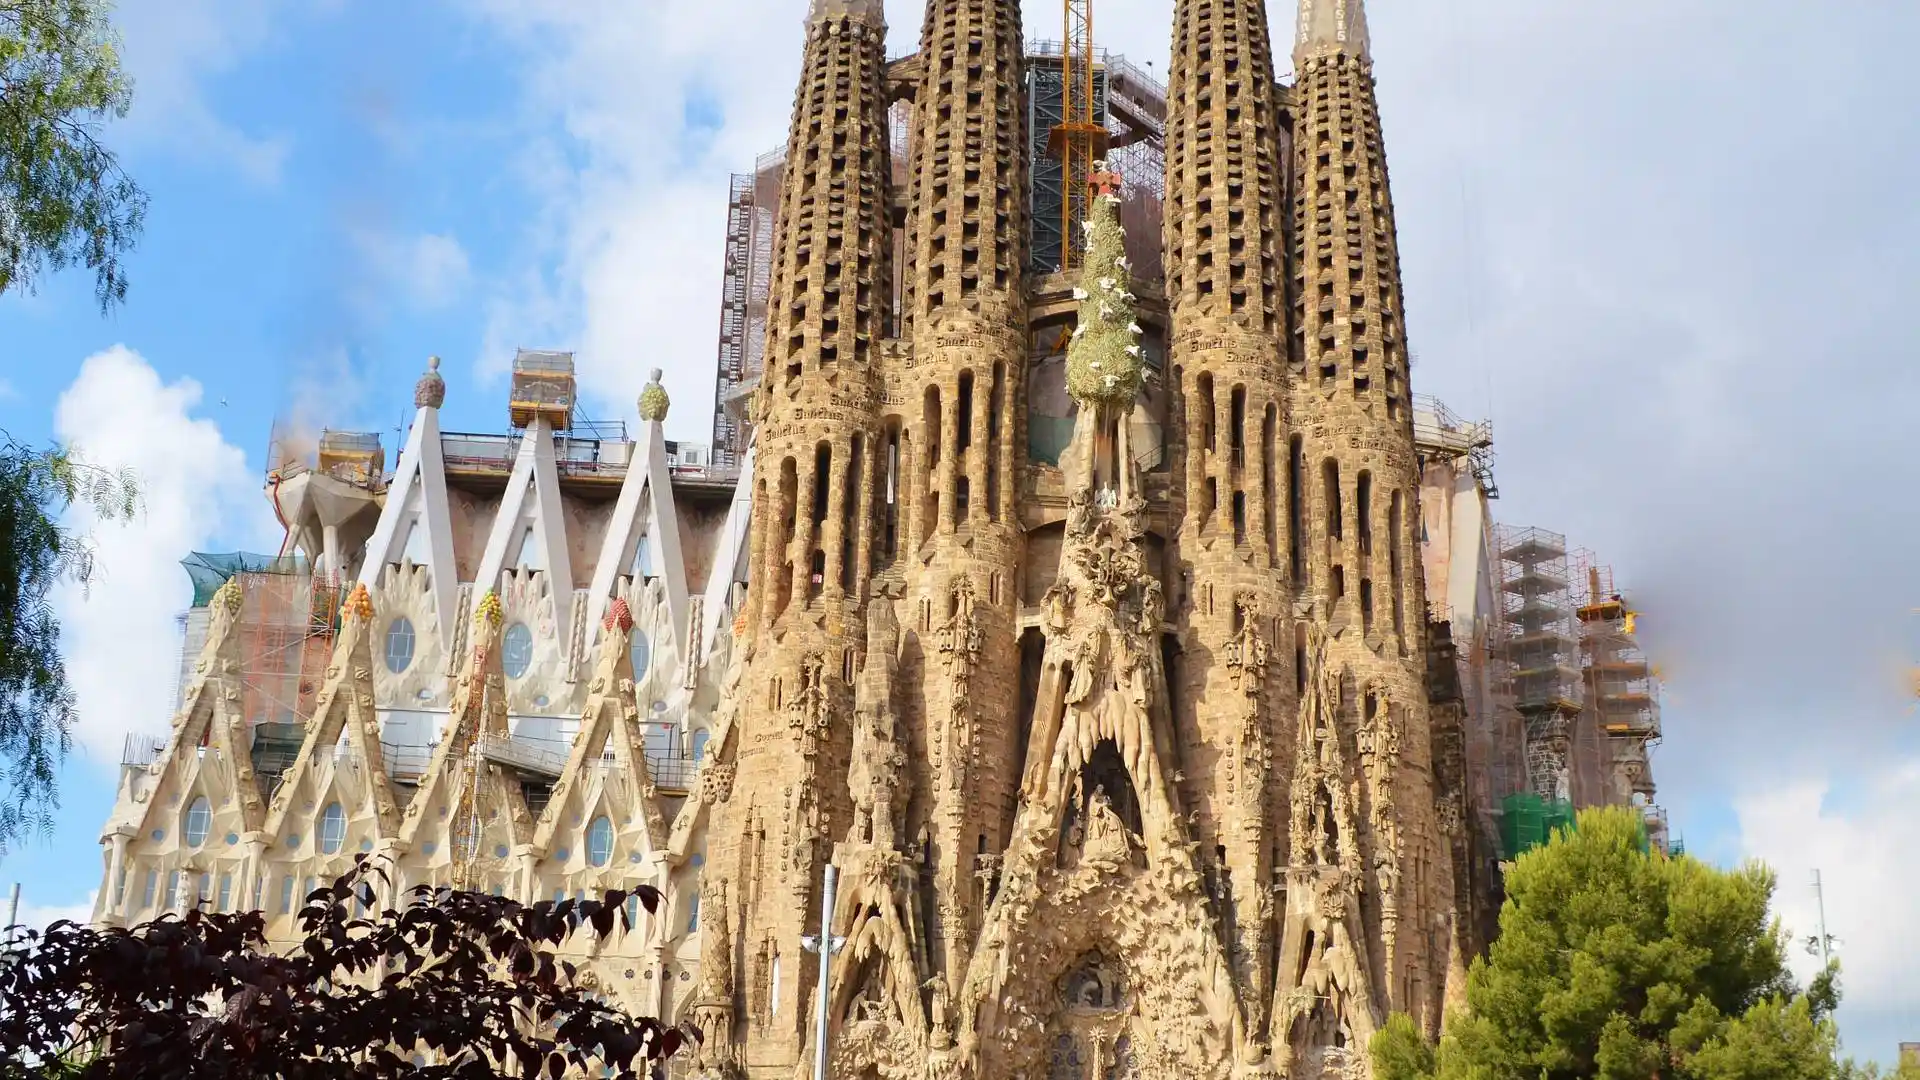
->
left=110, top=0, right=292, bottom=184
left=12, top=889, right=98, bottom=932
left=350, top=229, right=474, bottom=312
left=53, top=347, right=276, bottom=761
left=1734, top=761, right=1920, bottom=1059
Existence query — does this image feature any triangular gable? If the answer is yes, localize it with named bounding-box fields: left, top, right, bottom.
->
left=584, top=416, right=688, bottom=666
left=531, top=597, right=668, bottom=858
left=137, top=577, right=268, bottom=837
left=262, top=584, right=403, bottom=839
left=398, top=591, right=533, bottom=884
left=359, top=403, right=458, bottom=650
left=474, top=417, right=575, bottom=650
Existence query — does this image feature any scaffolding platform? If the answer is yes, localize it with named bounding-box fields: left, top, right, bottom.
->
left=508, top=349, right=577, bottom=431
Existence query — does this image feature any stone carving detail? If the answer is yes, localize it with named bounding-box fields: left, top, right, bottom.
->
left=787, top=652, right=835, bottom=759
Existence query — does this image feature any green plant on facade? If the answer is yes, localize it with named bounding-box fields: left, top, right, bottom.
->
left=1064, top=167, right=1144, bottom=408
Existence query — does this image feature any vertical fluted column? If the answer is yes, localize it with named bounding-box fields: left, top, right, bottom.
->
left=898, top=0, right=1029, bottom=993
left=1163, top=0, right=1295, bottom=1039
left=713, top=0, right=894, bottom=1066
left=1289, top=0, right=1440, bottom=1027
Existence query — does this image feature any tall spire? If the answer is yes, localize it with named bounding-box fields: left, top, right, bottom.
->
left=896, top=0, right=1031, bottom=998
left=1285, top=0, right=1449, bottom=1045
left=1163, top=0, right=1296, bottom=1047
left=1294, top=0, right=1370, bottom=65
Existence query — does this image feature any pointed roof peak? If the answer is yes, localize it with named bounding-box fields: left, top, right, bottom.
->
left=1294, top=0, right=1370, bottom=65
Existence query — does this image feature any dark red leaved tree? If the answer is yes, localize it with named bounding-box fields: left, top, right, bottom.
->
left=0, top=857, right=695, bottom=1079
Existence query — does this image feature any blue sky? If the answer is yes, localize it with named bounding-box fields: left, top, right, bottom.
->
left=3, top=0, right=1918, bottom=1064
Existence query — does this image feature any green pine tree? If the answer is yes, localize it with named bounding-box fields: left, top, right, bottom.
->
left=1372, top=805, right=1853, bottom=1080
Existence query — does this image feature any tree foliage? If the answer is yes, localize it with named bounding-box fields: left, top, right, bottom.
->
left=0, top=434, right=138, bottom=853
left=0, top=859, right=691, bottom=1079
left=1, top=0, right=148, bottom=309
left=1372, top=805, right=1853, bottom=1080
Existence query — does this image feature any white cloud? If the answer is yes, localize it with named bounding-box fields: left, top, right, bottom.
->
left=53, top=347, right=277, bottom=761
left=1734, top=762, right=1920, bottom=1057
left=110, top=0, right=291, bottom=184
left=10, top=889, right=99, bottom=932
left=350, top=229, right=473, bottom=312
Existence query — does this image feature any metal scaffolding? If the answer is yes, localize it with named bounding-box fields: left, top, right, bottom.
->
left=1575, top=554, right=1666, bottom=846
left=1494, top=526, right=1582, bottom=804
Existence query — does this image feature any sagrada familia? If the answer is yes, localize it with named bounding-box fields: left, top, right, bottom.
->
left=697, top=0, right=1445, bottom=1076
left=93, top=0, right=1670, bottom=1077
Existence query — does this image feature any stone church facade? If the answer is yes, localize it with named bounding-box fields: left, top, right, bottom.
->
left=685, top=1, right=1471, bottom=1077
left=89, top=0, right=1539, bottom=1076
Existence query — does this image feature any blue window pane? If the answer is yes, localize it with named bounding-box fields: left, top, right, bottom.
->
left=586, top=816, right=614, bottom=868
left=184, top=796, right=212, bottom=848
left=630, top=631, right=651, bottom=680
left=384, top=617, right=416, bottom=674
left=503, top=623, right=534, bottom=679
left=691, top=729, right=710, bottom=763
left=319, top=803, right=346, bottom=854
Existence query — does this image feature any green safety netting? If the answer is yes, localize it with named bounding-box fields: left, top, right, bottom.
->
left=1499, top=793, right=1575, bottom=859
left=180, top=551, right=307, bottom=607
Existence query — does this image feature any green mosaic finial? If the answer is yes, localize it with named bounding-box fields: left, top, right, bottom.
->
left=638, top=368, right=670, bottom=422
left=1065, top=174, right=1144, bottom=407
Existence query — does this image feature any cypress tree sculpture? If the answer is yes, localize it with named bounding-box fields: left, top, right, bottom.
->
left=1066, top=165, right=1145, bottom=407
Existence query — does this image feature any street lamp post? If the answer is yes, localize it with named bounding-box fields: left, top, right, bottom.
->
left=800, top=863, right=846, bottom=1080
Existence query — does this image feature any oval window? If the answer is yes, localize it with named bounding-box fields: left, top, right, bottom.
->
left=629, top=630, right=651, bottom=681
left=691, top=728, right=711, bottom=763
left=503, top=623, right=534, bottom=679
left=184, top=796, right=212, bottom=848
left=586, top=816, right=614, bottom=868
left=384, top=617, right=416, bottom=674
left=319, top=802, right=347, bottom=854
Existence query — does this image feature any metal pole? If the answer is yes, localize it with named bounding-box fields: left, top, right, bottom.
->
left=6, top=883, right=18, bottom=929
left=813, top=863, right=838, bottom=1080
left=1812, top=869, right=1832, bottom=965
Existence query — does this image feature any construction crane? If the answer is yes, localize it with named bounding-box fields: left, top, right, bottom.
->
left=1048, top=0, right=1108, bottom=273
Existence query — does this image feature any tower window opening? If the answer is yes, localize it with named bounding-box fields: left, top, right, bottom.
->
left=1197, top=373, right=1216, bottom=453
left=1229, top=385, right=1247, bottom=467
left=1233, top=491, right=1248, bottom=546
left=987, top=362, right=1004, bottom=522
left=1263, top=405, right=1278, bottom=568
left=1323, top=459, right=1343, bottom=543
left=956, top=370, right=975, bottom=452
left=841, top=435, right=863, bottom=591
left=1390, top=490, right=1406, bottom=653
left=1288, top=435, right=1306, bottom=583
left=809, top=551, right=826, bottom=598
left=955, top=476, right=971, bottom=522
left=1356, top=471, right=1373, bottom=556
left=1332, top=565, right=1346, bottom=603
left=812, top=443, right=832, bottom=525
left=1360, top=578, right=1374, bottom=636
left=882, top=426, right=901, bottom=561
left=1204, top=478, right=1218, bottom=530
left=1295, top=622, right=1308, bottom=696
left=774, top=458, right=799, bottom=620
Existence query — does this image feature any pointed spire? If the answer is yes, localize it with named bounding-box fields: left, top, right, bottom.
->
left=414, top=356, right=446, bottom=410
left=1295, top=0, right=1370, bottom=64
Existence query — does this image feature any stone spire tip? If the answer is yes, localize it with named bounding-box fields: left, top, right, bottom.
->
left=808, top=0, right=885, bottom=29
left=1294, top=0, right=1370, bottom=64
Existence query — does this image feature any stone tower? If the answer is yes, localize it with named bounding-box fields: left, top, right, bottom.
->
left=690, top=0, right=1458, bottom=1076
left=1283, top=0, right=1450, bottom=1047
